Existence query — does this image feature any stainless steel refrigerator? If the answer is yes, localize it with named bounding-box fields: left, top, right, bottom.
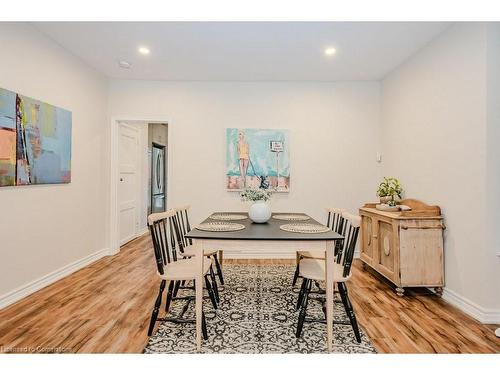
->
left=151, top=145, right=165, bottom=213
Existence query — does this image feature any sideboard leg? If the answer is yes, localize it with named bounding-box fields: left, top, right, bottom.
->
left=434, top=287, right=443, bottom=297
left=395, top=287, right=405, bottom=297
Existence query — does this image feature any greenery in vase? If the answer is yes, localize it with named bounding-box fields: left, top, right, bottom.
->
left=376, top=177, right=403, bottom=206
left=240, top=188, right=273, bottom=202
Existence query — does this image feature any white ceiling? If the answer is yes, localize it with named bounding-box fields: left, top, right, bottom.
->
left=34, top=22, right=450, bottom=81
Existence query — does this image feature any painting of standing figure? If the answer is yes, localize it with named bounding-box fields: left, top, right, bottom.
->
left=226, top=128, right=290, bottom=192
left=0, top=87, right=72, bottom=187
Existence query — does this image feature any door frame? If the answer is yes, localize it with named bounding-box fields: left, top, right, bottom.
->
left=110, top=117, right=172, bottom=255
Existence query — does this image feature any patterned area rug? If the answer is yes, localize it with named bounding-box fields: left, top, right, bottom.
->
left=144, top=264, right=377, bottom=354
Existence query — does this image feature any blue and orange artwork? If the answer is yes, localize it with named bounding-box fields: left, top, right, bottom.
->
left=0, top=87, right=72, bottom=187
left=0, top=89, right=17, bottom=186
left=226, top=128, right=290, bottom=192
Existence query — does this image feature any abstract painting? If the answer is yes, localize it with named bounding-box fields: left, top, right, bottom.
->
left=0, top=89, right=17, bottom=186
left=0, top=87, right=72, bottom=187
left=226, top=128, right=290, bottom=192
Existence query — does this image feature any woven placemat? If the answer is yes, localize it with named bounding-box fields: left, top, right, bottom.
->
left=272, top=214, right=310, bottom=221
left=196, top=221, right=245, bottom=232
left=209, top=213, right=248, bottom=221
left=280, top=223, right=330, bottom=234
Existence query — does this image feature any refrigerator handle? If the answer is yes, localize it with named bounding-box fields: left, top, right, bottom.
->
left=156, top=154, right=161, bottom=190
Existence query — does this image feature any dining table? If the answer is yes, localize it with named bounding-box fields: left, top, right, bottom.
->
left=185, top=212, right=344, bottom=352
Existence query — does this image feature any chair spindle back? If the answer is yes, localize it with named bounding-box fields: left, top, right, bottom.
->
left=326, top=208, right=345, bottom=233
left=175, top=205, right=192, bottom=249
left=327, top=208, right=346, bottom=257
left=336, top=212, right=361, bottom=278
left=148, top=209, right=182, bottom=275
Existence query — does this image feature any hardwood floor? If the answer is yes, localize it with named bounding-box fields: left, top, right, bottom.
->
left=0, top=234, right=498, bottom=353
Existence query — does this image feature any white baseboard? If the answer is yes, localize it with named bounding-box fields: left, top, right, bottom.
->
left=117, top=228, right=149, bottom=250
left=224, top=251, right=296, bottom=259
left=137, top=227, right=149, bottom=236
left=441, top=288, right=500, bottom=324
left=224, top=250, right=361, bottom=260
left=0, top=247, right=111, bottom=310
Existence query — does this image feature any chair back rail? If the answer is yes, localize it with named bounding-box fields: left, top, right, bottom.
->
left=326, top=207, right=345, bottom=233
left=148, top=209, right=182, bottom=275
left=326, top=208, right=347, bottom=259
left=175, top=206, right=193, bottom=248
left=337, top=212, right=361, bottom=277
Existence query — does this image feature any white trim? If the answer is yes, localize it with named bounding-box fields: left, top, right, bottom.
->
left=224, top=251, right=296, bottom=259
left=441, top=287, right=500, bottom=324
left=137, top=226, right=149, bottom=236
left=120, top=233, right=138, bottom=247
left=110, top=117, right=172, bottom=256
left=120, top=230, right=149, bottom=247
left=0, top=248, right=111, bottom=310
left=211, top=239, right=326, bottom=260
left=110, top=118, right=119, bottom=255
left=224, top=249, right=361, bottom=260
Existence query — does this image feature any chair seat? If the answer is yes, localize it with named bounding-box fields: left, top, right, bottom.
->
left=182, top=245, right=218, bottom=257
left=158, top=257, right=212, bottom=281
left=297, top=250, right=325, bottom=259
left=298, top=258, right=350, bottom=282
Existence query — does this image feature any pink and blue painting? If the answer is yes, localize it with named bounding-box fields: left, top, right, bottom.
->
left=0, top=87, right=72, bottom=187
left=226, top=128, right=290, bottom=192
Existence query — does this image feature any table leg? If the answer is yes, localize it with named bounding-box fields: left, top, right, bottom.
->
left=218, top=250, right=224, bottom=268
left=195, top=239, right=204, bottom=351
left=325, top=240, right=335, bottom=353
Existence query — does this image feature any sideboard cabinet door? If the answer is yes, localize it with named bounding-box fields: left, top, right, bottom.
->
left=374, top=219, right=399, bottom=283
left=399, top=220, right=444, bottom=286
left=360, top=215, right=374, bottom=266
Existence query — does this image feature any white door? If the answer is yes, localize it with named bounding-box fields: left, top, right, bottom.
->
left=118, top=123, right=139, bottom=245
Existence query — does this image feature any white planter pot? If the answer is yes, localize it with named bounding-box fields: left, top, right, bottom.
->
left=379, top=196, right=391, bottom=204
left=248, top=201, right=271, bottom=223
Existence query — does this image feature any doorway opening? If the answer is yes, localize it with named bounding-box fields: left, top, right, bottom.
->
left=148, top=124, right=168, bottom=215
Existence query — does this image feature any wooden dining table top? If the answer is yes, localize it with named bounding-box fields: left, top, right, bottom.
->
left=185, top=212, right=344, bottom=241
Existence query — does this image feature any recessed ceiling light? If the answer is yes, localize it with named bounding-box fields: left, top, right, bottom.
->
left=118, top=60, right=131, bottom=69
left=138, top=46, right=150, bottom=55
left=324, top=47, right=337, bottom=56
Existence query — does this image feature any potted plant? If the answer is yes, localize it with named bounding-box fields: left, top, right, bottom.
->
left=376, top=177, right=403, bottom=206
left=240, top=188, right=273, bottom=223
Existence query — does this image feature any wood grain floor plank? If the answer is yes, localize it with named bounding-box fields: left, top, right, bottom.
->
left=0, top=234, right=498, bottom=353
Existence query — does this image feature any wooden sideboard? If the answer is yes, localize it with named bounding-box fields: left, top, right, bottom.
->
left=359, top=199, right=445, bottom=297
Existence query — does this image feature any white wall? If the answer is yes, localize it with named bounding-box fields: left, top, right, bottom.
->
left=381, top=23, right=500, bottom=321
left=0, top=23, right=109, bottom=304
left=486, top=23, right=500, bottom=278
left=108, top=81, right=382, bottom=227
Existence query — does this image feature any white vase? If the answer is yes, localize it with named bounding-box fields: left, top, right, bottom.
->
left=379, top=196, right=391, bottom=204
left=248, top=200, right=272, bottom=223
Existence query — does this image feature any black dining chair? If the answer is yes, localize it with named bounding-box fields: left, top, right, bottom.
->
left=292, top=207, right=345, bottom=286
left=175, top=205, right=224, bottom=293
left=147, top=209, right=218, bottom=338
left=295, top=211, right=362, bottom=343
